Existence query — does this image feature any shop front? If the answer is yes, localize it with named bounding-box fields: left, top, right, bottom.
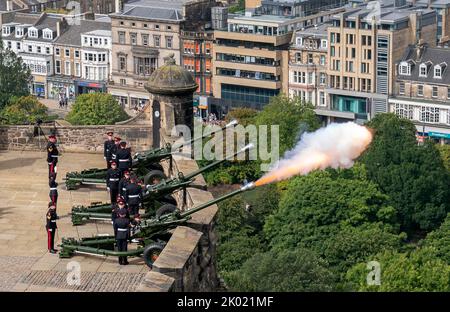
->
left=47, top=76, right=76, bottom=101
left=75, top=80, right=107, bottom=95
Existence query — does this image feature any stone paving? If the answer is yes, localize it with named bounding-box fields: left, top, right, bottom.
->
left=0, top=150, right=150, bottom=292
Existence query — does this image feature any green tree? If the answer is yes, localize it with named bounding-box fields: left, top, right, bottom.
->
left=361, top=113, right=450, bottom=233
left=264, top=168, right=399, bottom=253
left=0, top=96, right=52, bottom=125
left=346, top=247, right=450, bottom=291
left=437, top=144, right=450, bottom=171
left=254, top=94, right=321, bottom=156
left=225, top=107, right=257, bottom=126
left=224, top=248, right=336, bottom=291
left=422, top=213, right=450, bottom=264
left=0, top=41, right=31, bottom=109
left=66, top=93, right=128, bottom=125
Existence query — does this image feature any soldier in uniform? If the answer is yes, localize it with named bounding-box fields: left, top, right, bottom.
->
left=106, top=160, right=121, bottom=204
left=125, top=174, right=143, bottom=217
left=118, top=170, right=131, bottom=199
left=113, top=208, right=131, bottom=265
left=116, top=141, right=132, bottom=177
left=104, top=131, right=115, bottom=169
left=47, top=135, right=59, bottom=178
left=110, top=136, right=121, bottom=163
left=46, top=202, right=58, bottom=253
left=49, top=173, right=58, bottom=209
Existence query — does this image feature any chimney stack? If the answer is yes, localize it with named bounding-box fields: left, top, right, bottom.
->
left=6, top=0, right=13, bottom=11
left=115, top=0, right=122, bottom=13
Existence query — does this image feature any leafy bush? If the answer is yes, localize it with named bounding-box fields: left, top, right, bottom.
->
left=422, top=213, right=450, bottom=264
left=0, top=96, right=53, bottom=125
left=224, top=248, right=337, bottom=291
left=66, top=93, right=129, bottom=125
left=225, top=107, right=257, bottom=126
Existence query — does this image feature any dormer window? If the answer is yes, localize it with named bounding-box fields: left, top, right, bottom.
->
left=28, top=28, right=38, bottom=38
left=15, top=27, right=24, bottom=37
left=399, top=61, right=411, bottom=76
left=419, top=62, right=431, bottom=77
left=296, top=37, right=303, bottom=46
left=434, top=63, right=447, bottom=79
left=321, top=39, right=327, bottom=49
left=43, top=29, right=53, bottom=40
left=2, top=26, right=11, bottom=36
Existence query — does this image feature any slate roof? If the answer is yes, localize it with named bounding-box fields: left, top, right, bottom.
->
left=397, top=44, right=450, bottom=85
left=55, top=20, right=111, bottom=46
left=111, top=0, right=185, bottom=21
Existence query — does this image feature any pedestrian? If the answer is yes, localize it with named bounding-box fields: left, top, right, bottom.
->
left=46, top=202, right=58, bottom=254
left=47, top=135, right=59, bottom=178
left=106, top=160, right=121, bottom=204
left=118, top=170, right=131, bottom=199
left=125, top=174, right=142, bottom=217
left=113, top=208, right=131, bottom=265
left=49, top=173, right=58, bottom=209
left=104, top=131, right=115, bottom=169
left=116, top=141, right=132, bottom=177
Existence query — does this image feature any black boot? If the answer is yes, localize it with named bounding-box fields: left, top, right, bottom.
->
left=119, top=257, right=123, bottom=265
left=123, top=257, right=129, bottom=265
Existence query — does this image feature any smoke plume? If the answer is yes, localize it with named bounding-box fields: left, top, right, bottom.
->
left=255, top=122, right=373, bottom=186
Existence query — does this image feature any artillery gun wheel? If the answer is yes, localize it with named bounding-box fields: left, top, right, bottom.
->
left=160, top=195, right=177, bottom=206
left=156, top=204, right=177, bottom=219
left=148, top=163, right=164, bottom=172
left=143, top=243, right=164, bottom=268
left=144, top=170, right=167, bottom=185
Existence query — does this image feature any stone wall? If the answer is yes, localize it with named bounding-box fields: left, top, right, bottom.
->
left=0, top=124, right=152, bottom=153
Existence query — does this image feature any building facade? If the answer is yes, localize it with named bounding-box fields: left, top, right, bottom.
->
left=390, top=43, right=450, bottom=144
left=288, top=24, right=329, bottom=108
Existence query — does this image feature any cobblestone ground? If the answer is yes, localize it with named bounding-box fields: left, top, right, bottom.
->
left=0, top=150, right=149, bottom=292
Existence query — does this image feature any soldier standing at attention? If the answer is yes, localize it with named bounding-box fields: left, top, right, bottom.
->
left=49, top=173, right=58, bottom=209
left=113, top=208, right=131, bottom=265
left=46, top=202, right=58, bottom=254
left=116, top=141, right=132, bottom=177
left=111, top=136, right=121, bottom=163
left=104, top=131, right=115, bottom=169
left=47, top=135, right=59, bottom=178
left=106, top=160, right=121, bottom=204
left=118, top=170, right=131, bottom=199
left=125, top=174, right=143, bottom=217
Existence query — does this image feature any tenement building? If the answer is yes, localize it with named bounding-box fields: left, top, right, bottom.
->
left=389, top=43, right=450, bottom=144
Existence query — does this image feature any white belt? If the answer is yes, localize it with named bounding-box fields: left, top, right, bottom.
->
left=118, top=159, right=129, bottom=162
left=51, top=220, right=56, bottom=222
left=122, top=188, right=127, bottom=191
left=117, top=228, right=128, bottom=232
left=110, top=178, right=119, bottom=181
left=51, top=155, right=59, bottom=157
left=128, top=195, right=139, bottom=198
left=49, top=188, right=57, bottom=191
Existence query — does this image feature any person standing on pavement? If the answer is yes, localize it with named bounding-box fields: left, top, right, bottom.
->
left=106, top=161, right=121, bottom=204
left=47, top=135, right=59, bottom=178
left=125, top=174, right=142, bottom=217
left=113, top=208, right=131, bottom=265
left=46, top=202, right=58, bottom=254
left=116, top=141, right=132, bottom=177
left=104, top=131, right=115, bottom=169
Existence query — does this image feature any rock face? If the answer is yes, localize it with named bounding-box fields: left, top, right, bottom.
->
left=145, top=54, right=198, bottom=135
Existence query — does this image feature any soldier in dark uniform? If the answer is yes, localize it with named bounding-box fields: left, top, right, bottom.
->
left=46, top=202, right=58, bottom=253
left=106, top=160, right=121, bottom=204
left=110, top=136, right=121, bottom=163
left=49, top=173, right=58, bottom=209
left=116, top=141, right=132, bottom=177
left=118, top=170, right=131, bottom=199
left=47, top=135, right=59, bottom=178
left=104, top=131, right=115, bottom=169
left=113, top=208, right=131, bottom=265
left=125, top=174, right=142, bottom=217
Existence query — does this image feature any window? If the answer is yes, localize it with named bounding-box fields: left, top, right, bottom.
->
left=399, top=82, right=405, bottom=95
left=319, top=73, right=326, bottom=85
left=155, top=25, right=160, bottom=30
left=418, top=85, right=424, bottom=96
left=167, top=25, right=172, bottom=30
left=43, top=30, right=52, bottom=39
left=295, top=52, right=301, bottom=63
left=320, top=55, right=325, bottom=66
left=46, top=47, right=50, bottom=54
left=307, top=53, right=313, bottom=64
left=75, top=62, right=80, bottom=76
left=420, top=106, right=440, bottom=123
left=434, top=65, right=442, bottom=78
left=118, top=31, right=125, bottom=44
left=37, top=46, right=41, bottom=53
left=16, top=42, right=21, bottom=50
left=120, top=79, right=126, bottom=86
left=7, top=41, right=11, bottom=49
left=133, top=57, right=157, bottom=76
left=65, top=61, right=71, bottom=75
left=130, top=33, right=137, bottom=45
left=448, top=87, right=450, bottom=99
left=153, top=35, right=160, bottom=47
left=166, top=36, right=173, bottom=48
left=399, top=62, right=410, bottom=75
left=28, top=28, right=38, bottom=38
left=55, top=48, right=60, bottom=56
left=75, top=50, right=80, bottom=58
left=55, top=60, right=61, bottom=74
left=394, top=103, right=413, bottom=120
left=308, top=72, right=313, bottom=84
left=2, top=26, right=10, bottom=36
left=319, top=92, right=326, bottom=106
left=142, top=34, right=149, bottom=46
left=28, top=45, right=32, bottom=53
left=131, top=22, right=136, bottom=27
left=321, top=39, right=327, bottom=49
left=15, top=28, right=23, bottom=37
left=432, top=86, right=438, bottom=98
left=119, top=55, right=126, bottom=71
left=65, top=49, right=70, bottom=57
left=419, top=64, right=428, bottom=77
left=143, top=23, right=148, bottom=28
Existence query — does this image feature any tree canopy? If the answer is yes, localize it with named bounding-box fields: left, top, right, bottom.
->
left=0, top=96, right=54, bottom=125
left=361, top=113, right=450, bottom=233
left=66, top=93, right=129, bottom=125
left=0, top=41, right=31, bottom=109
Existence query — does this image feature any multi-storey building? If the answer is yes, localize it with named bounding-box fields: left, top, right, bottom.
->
left=389, top=43, right=450, bottom=144
left=288, top=24, right=329, bottom=108
left=49, top=19, right=111, bottom=100
left=212, top=6, right=344, bottom=113
left=108, top=0, right=215, bottom=109
left=1, top=12, right=68, bottom=97
left=10, top=0, right=119, bottom=14
left=321, top=1, right=437, bottom=124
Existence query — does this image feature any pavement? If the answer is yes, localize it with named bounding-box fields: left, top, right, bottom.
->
left=0, top=150, right=150, bottom=292
left=40, top=99, right=71, bottom=119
